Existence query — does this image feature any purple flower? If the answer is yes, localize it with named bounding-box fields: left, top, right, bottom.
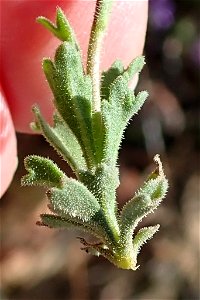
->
left=149, top=0, right=176, bottom=30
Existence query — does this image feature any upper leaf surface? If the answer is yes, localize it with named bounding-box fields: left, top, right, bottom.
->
left=48, top=178, right=101, bottom=222
left=101, top=56, right=145, bottom=100
left=43, top=42, right=96, bottom=167
left=101, top=60, right=124, bottom=100
left=101, top=75, right=148, bottom=165
left=22, top=155, right=66, bottom=188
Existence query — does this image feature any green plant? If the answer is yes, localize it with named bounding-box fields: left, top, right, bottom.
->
left=22, top=1, right=168, bottom=270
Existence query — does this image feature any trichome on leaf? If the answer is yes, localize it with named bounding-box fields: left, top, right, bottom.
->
left=22, top=2, right=168, bottom=270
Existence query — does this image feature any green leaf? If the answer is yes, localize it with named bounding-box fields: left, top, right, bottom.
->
left=132, top=224, right=160, bottom=256
left=47, top=178, right=101, bottom=222
left=37, top=7, right=77, bottom=46
left=120, top=194, right=153, bottom=241
left=79, top=163, right=120, bottom=242
left=136, top=155, right=169, bottom=202
left=40, top=214, right=77, bottom=228
left=101, top=75, right=148, bottom=165
left=101, top=60, right=124, bottom=100
left=22, top=155, right=66, bottom=188
left=91, top=111, right=105, bottom=163
left=40, top=214, right=108, bottom=241
left=122, top=56, right=145, bottom=82
left=100, top=56, right=145, bottom=101
left=32, top=106, right=87, bottom=174
left=119, top=155, right=168, bottom=246
left=43, top=42, right=96, bottom=168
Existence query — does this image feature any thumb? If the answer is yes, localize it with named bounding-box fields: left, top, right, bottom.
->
left=0, top=88, right=18, bottom=197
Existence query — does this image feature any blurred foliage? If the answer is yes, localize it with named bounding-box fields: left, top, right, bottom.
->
left=1, top=0, right=199, bottom=299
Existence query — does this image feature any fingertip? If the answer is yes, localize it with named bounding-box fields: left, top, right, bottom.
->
left=0, top=88, right=18, bottom=197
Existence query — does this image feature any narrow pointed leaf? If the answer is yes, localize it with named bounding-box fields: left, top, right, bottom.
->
left=136, top=155, right=168, bottom=202
left=55, top=7, right=77, bottom=44
left=101, top=76, right=148, bottom=165
left=101, top=60, right=124, bottom=100
left=120, top=155, right=168, bottom=245
left=133, top=224, right=160, bottom=255
left=32, top=106, right=87, bottom=173
left=120, top=194, right=153, bottom=241
left=40, top=214, right=107, bottom=240
left=122, top=56, right=145, bottom=82
left=37, top=7, right=77, bottom=45
left=36, top=17, right=58, bottom=38
left=22, top=155, right=66, bottom=188
left=43, top=42, right=96, bottom=167
left=40, top=214, right=78, bottom=228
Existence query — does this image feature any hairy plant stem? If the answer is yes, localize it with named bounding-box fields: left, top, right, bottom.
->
left=86, top=0, right=118, bottom=241
left=87, top=0, right=113, bottom=112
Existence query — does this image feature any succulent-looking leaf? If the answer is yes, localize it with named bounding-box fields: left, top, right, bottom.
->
left=22, top=155, right=66, bottom=188
left=47, top=178, right=101, bottom=222
left=32, top=106, right=87, bottom=174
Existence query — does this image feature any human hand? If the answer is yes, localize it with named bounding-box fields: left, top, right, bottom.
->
left=0, top=0, right=148, bottom=197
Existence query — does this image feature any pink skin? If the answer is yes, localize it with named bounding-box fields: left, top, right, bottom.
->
left=0, top=0, right=148, bottom=197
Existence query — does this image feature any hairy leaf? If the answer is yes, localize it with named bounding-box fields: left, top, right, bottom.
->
left=120, top=155, right=168, bottom=246
left=120, top=194, right=153, bottom=242
left=136, top=155, right=168, bottom=202
left=37, top=7, right=77, bottom=45
left=22, top=155, right=66, bottom=188
left=32, top=106, right=87, bottom=174
left=22, top=6, right=168, bottom=270
left=132, top=224, right=160, bottom=255
left=43, top=42, right=96, bottom=168
left=122, top=56, right=145, bottom=82
left=40, top=213, right=78, bottom=228
left=79, top=163, right=120, bottom=239
left=47, top=178, right=101, bottom=222
left=101, top=75, right=148, bottom=164
left=101, top=60, right=124, bottom=100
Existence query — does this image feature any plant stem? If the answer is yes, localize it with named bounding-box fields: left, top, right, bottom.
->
left=87, top=0, right=113, bottom=112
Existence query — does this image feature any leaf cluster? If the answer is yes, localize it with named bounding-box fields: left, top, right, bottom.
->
left=22, top=7, right=168, bottom=270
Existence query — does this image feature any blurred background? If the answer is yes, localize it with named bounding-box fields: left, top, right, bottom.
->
left=1, top=0, right=199, bottom=299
